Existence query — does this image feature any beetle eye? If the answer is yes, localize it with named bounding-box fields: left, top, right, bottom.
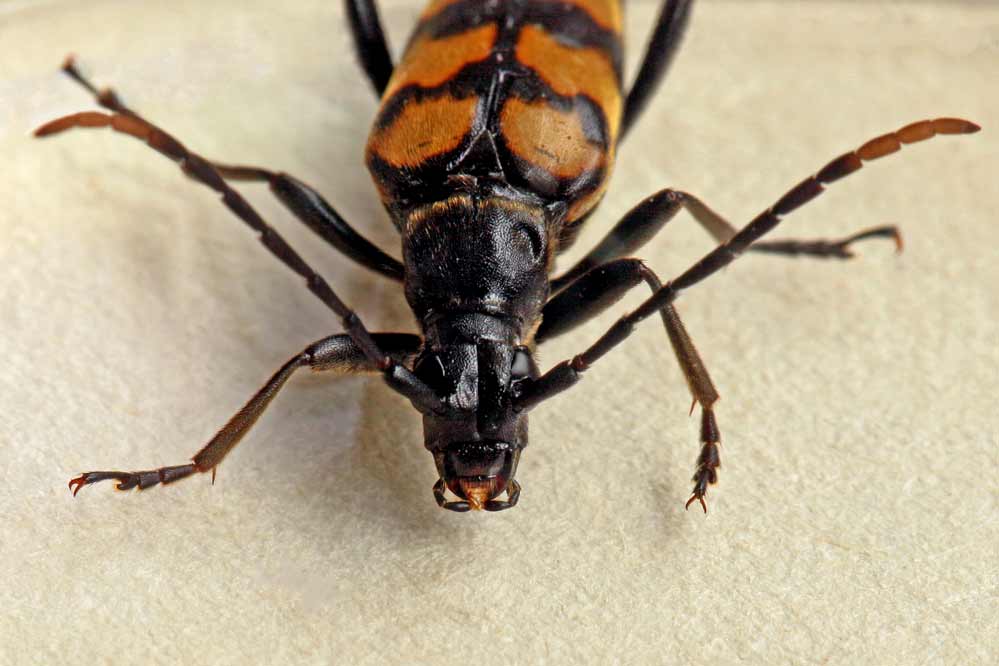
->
left=513, top=223, right=544, bottom=261
left=415, top=353, right=448, bottom=391
left=511, top=347, right=532, bottom=379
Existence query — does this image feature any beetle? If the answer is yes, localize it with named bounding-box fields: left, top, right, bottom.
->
left=37, top=0, right=978, bottom=512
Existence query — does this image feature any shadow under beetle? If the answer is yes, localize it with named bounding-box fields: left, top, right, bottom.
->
left=39, top=0, right=979, bottom=512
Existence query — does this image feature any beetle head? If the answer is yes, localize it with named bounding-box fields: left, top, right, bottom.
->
left=415, top=338, right=537, bottom=511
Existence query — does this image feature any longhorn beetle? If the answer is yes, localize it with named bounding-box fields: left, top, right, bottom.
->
left=39, top=0, right=979, bottom=512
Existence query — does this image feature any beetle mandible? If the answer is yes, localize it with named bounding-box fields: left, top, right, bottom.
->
left=38, top=0, right=979, bottom=512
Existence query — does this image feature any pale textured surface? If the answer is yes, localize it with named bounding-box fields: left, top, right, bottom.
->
left=1, top=1, right=996, bottom=664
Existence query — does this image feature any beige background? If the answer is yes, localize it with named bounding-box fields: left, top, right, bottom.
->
left=1, top=1, right=996, bottom=664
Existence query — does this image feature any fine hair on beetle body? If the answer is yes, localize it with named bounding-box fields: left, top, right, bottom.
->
left=37, top=0, right=979, bottom=513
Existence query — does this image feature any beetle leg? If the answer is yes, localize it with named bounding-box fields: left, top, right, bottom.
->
left=214, top=165, right=404, bottom=280
left=553, top=188, right=899, bottom=294
left=621, top=0, right=694, bottom=139
left=535, top=259, right=720, bottom=512
left=521, top=118, right=980, bottom=510
left=539, top=259, right=717, bottom=416
left=555, top=116, right=980, bottom=292
left=344, top=0, right=395, bottom=96
left=640, top=118, right=979, bottom=303
left=68, top=333, right=422, bottom=495
left=35, top=109, right=445, bottom=415
left=57, top=56, right=404, bottom=281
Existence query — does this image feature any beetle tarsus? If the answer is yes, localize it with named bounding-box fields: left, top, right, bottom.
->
left=685, top=490, right=708, bottom=514
left=68, top=464, right=200, bottom=495
left=685, top=409, right=720, bottom=514
left=751, top=224, right=902, bottom=259
left=68, top=470, right=143, bottom=496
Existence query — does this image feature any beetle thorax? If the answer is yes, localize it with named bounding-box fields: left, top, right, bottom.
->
left=401, top=192, right=551, bottom=342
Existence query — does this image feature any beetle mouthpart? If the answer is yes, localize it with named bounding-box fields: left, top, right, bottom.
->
left=455, top=476, right=504, bottom=510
